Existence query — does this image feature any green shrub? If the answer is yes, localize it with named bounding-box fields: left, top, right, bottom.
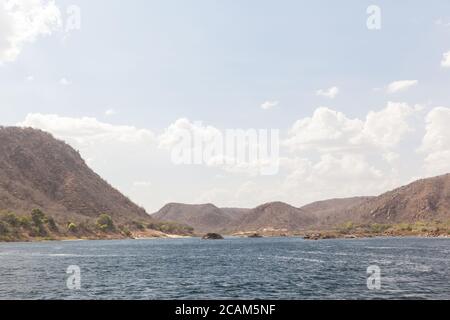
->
left=119, top=225, right=132, bottom=237
left=96, top=214, right=115, bottom=232
left=38, top=224, right=48, bottom=236
left=131, top=221, right=145, bottom=231
left=18, top=216, right=32, bottom=229
left=147, top=221, right=194, bottom=235
left=338, top=221, right=355, bottom=233
left=46, top=217, right=58, bottom=232
left=28, top=224, right=47, bottom=237
left=397, top=223, right=412, bottom=232
left=31, top=209, right=46, bottom=226
left=369, top=223, right=390, bottom=234
left=67, top=222, right=78, bottom=233
left=0, top=221, right=10, bottom=234
left=2, top=212, right=20, bottom=227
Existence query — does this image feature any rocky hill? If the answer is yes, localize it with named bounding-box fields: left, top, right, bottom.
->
left=152, top=175, right=450, bottom=235
left=300, top=197, right=374, bottom=227
left=349, top=174, right=450, bottom=224
left=0, top=127, right=192, bottom=241
left=153, top=202, right=320, bottom=233
left=153, top=203, right=241, bottom=233
left=0, top=127, right=148, bottom=222
left=231, top=202, right=317, bottom=232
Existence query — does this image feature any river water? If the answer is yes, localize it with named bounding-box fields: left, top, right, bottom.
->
left=0, top=237, right=448, bottom=299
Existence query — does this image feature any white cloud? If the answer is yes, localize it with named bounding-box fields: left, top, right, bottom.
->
left=286, top=154, right=383, bottom=187
left=382, top=152, right=399, bottom=163
left=316, top=86, right=339, bottom=99
left=17, top=113, right=155, bottom=145
left=260, top=101, right=279, bottom=110
left=59, top=77, right=71, bottom=86
left=420, top=107, right=450, bottom=153
left=419, top=107, right=450, bottom=176
left=158, top=118, right=221, bottom=150
left=387, top=80, right=418, bottom=93
left=284, top=102, right=418, bottom=153
left=0, top=0, right=61, bottom=63
left=361, top=102, right=418, bottom=148
left=441, top=51, right=450, bottom=68
left=25, top=75, right=34, bottom=81
left=422, top=151, right=450, bottom=177
left=285, top=107, right=363, bottom=152
left=105, top=109, right=117, bottom=116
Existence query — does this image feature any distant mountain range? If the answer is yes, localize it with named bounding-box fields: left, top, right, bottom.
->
left=153, top=174, right=450, bottom=234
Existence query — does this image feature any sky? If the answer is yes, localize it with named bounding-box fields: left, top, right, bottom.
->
left=1, top=0, right=450, bottom=212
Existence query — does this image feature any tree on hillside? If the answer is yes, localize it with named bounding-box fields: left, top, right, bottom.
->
left=96, top=214, right=115, bottom=232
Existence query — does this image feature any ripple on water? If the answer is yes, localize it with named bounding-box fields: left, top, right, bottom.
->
left=0, top=237, right=448, bottom=299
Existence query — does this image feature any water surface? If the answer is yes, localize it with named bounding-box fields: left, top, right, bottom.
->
left=0, top=237, right=448, bottom=299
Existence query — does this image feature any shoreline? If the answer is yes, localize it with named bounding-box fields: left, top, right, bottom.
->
left=1, top=233, right=449, bottom=244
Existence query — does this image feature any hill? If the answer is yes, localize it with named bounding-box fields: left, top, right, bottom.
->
left=0, top=127, right=192, bottom=241
left=300, top=197, right=374, bottom=227
left=151, top=175, right=450, bottom=236
left=153, top=203, right=240, bottom=233
left=349, top=174, right=450, bottom=223
left=231, top=202, right=317, bottom=232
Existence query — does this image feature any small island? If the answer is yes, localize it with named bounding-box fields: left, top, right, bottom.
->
left=202, top=233, right=224, bottom=240
left=248, top=233, right=263, bottom=238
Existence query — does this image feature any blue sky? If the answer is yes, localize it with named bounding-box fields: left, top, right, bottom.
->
left=1, top=0, right=450, bottom=211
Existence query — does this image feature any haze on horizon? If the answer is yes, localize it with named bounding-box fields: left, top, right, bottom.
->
left=1, top=0, right=450, bottom=212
